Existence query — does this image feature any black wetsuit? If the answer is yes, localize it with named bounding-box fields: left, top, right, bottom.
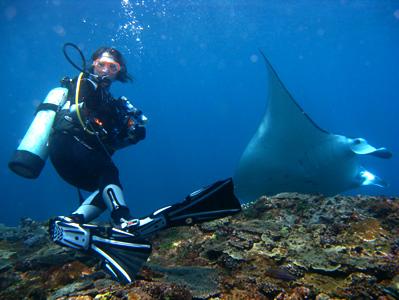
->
left=48, top=75, right=145, bottom=216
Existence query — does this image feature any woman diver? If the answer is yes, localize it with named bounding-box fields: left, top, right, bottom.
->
left=8, top=44, right=241, bottom=284
left=49, top=45, right=147, bottom=230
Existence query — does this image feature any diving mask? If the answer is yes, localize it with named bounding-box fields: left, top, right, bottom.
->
left=93, top=57, right=121, bottom=75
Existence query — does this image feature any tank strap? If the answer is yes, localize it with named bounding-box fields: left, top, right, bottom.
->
left=35, top=103, right=59, bottom=115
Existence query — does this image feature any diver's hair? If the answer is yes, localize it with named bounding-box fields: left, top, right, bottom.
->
left=90, top=47, right=133, bottom=83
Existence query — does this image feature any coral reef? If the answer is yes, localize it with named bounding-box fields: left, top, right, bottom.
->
left=0, top=193, right=398, bottom=299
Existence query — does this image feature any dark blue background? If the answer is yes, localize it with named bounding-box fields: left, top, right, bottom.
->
left=1, top=0, right=398, bottom=225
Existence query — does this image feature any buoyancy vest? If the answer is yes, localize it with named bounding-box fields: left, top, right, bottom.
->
left=52, top=75, right=147, bottom=152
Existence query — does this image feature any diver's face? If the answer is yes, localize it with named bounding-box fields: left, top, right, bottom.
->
left=93, top=52, right=121, bottom=80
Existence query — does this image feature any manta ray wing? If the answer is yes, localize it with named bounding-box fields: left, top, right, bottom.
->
left=233, top=52, right=390, bottom=202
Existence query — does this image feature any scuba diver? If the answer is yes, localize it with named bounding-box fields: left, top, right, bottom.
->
left=8, top=43, right=242, bottom=284
left=49, top=46, right=146, bottom=230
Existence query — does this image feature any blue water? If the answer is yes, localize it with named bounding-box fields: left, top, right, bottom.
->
left=1, top=0, right=398, bottom=226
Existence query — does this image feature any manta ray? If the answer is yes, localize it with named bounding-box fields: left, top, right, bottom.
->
left=233, top=52, right=392, bottom=202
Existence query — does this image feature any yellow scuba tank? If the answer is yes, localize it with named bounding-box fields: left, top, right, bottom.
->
left=8, top=87, right=68, bottom=179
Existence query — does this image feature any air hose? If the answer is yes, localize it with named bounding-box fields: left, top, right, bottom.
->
left=75, top=72, right=96, bottom=135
